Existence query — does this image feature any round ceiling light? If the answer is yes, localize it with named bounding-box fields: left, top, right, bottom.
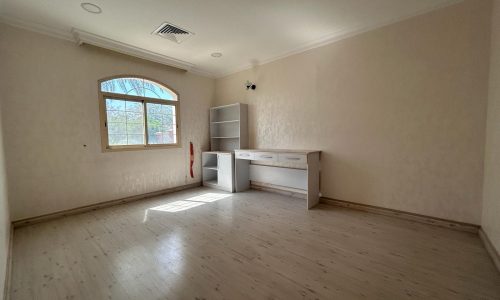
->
left=81, top=3, right=102, bottom=14
left=211, top=52, right=223, bottom=58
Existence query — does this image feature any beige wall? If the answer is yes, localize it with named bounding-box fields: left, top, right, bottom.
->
left=0, top=99, right=11, bottom=298
left=482, top=0, right=500, bottom=254
left=0, top=24, right=214, bottom=221
left=0, top=1, right=493, bottom=226
left=215, top=0, right=491, bottom=224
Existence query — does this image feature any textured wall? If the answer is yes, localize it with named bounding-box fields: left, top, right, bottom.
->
left=0, top=24, right=214, bottom=221
left=215, top=0, right=491, bottom=224
left=0, top=92, right=10, bottom=299
left=482, top=0, right=500, bottom=255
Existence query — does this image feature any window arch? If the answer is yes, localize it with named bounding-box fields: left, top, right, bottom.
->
left=100, top=77, right=178, bottom=101
left=98, top=75, right=180, bottom=151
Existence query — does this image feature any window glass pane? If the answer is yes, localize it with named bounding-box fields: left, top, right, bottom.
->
left=107, top=122, right=126, bottom=135
left=127, top=123, right=144, bottom=134
left=146, top=103, right=177, bottom=145
left=105, top=98, right=145, bottom=146
left=106, top=99, right=125, bottom=111
left=101, top=78, right=177, bottom=101
left=106, top=111, right=126, bottom=123
left=127, top=134, right=145, bottom=145
left=126, top=112, right=143, bottom=123
left=126, top=101, right=143, bottom=112
left=108, top=134, right=127, bottom=145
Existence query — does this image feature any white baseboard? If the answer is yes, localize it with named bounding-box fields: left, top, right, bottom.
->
left=3, top=224, right=13, bottom=300
left=321, top=197, right=479, bottom=233
left=13, top=182, right=202, bottom=228
left=479, top=228, right=500, bottom=273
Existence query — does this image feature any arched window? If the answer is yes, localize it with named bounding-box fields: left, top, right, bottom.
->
left=99, top=76, right=180, bottom=150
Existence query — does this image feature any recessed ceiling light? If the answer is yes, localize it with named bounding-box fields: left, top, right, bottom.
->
left=211, top=52, right=223, bottom=58
left=81, top=3, right=102, bottom=14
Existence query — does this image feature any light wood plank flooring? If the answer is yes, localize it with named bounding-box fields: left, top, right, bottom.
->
left=10, top=187, right=500, bottom=299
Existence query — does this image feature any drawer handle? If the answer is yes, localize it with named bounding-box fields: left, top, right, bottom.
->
left=286, top=157, right=301, bottom=160
left=261, top=155, right=273, bottom=159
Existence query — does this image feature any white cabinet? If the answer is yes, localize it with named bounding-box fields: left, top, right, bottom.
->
left=217, top=153, right=233, bottom=192
left=202, top=152, right=234, bottom=192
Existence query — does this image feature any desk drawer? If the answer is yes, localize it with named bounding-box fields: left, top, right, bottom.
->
left=235, top=151, right=254, bottom=160
left=278, top=153, right=307, bottom=164
left=254, top=152, right=278, bottom=162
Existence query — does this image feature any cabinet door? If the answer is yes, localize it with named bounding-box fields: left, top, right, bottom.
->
left=217, top=153, right=234, bottom=192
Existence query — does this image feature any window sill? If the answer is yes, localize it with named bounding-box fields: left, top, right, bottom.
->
left=103, top=143, right=182, bottom=152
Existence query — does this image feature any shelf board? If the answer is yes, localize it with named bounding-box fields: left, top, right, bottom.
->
left=211, top=120, right=240, bottom=124
left=203, top=166, right=218, bottom=171
left=210, top=103, right=240, bottom=110
left=203, top=180, right=218, bottom=188
left=211, top=136, right=240, bottom=139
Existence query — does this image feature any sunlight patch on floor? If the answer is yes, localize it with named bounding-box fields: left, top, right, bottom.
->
left=151, top=201, right=205, bottom=213
left=143, top=192, right=232, bottom=220
left=185, top=193, right=232, bottom=203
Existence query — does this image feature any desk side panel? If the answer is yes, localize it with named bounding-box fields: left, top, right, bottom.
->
left=235, top=159, right=250, bottom=192
left=307, top=152, right=321, bottom=209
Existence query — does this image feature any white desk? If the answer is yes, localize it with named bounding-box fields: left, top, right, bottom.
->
left=234, top=149, right=321, bottom=209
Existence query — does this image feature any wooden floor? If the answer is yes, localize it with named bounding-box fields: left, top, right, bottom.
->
left=10, top=187, right=500, bottom=300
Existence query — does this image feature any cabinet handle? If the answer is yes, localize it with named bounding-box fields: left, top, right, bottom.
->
left=286, top=157, right=301, bottom=160
left=261, top=155, right=273, bottom=159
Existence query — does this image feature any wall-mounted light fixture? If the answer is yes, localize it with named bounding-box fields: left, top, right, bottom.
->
left=245, top=80, right=256, bottom=90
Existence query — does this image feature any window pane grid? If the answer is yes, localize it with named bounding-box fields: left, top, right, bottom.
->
left=105, top=99, right=177, bottom=147
left=106, top=99, right=145, bottom=146
left=146, top=103, right=177, bottom=145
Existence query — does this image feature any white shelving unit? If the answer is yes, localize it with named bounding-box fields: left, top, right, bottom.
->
left=202, top=103, right=248, bottom=192
left=209, top=103, right=248, bottom=151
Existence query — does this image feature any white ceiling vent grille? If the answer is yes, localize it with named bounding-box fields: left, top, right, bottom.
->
left=153, top=22, right=194, bottom=44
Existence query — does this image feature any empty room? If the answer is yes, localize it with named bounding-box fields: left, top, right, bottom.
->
left=0, top=0, right=499, bottom=299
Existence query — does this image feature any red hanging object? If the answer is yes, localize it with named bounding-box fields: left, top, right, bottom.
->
left=189, top=142, right=194, bottom=178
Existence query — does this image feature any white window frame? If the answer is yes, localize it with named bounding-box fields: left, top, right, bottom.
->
left=98, top=75, right=181, bottom=151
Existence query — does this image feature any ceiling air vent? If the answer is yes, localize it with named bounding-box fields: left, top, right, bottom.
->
left=153, top=22, right=194, bottom=44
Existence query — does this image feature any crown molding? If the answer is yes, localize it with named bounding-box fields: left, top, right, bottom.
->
left=72, top=29, right=215, bottom=77
left=189, top=67, right=216, bottom=78
left=0, top=15, right=215, bottom=78
left=1, top=0, right=462, bottom=80
left=215, top=0, right=463, bottom=78
left=72, top=28, right=195, bottom=72
left=0, top=14, right=73, bottom=41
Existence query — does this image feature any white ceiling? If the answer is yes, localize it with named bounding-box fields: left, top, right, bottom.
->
left=0, top=0, right=461, bottom=77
